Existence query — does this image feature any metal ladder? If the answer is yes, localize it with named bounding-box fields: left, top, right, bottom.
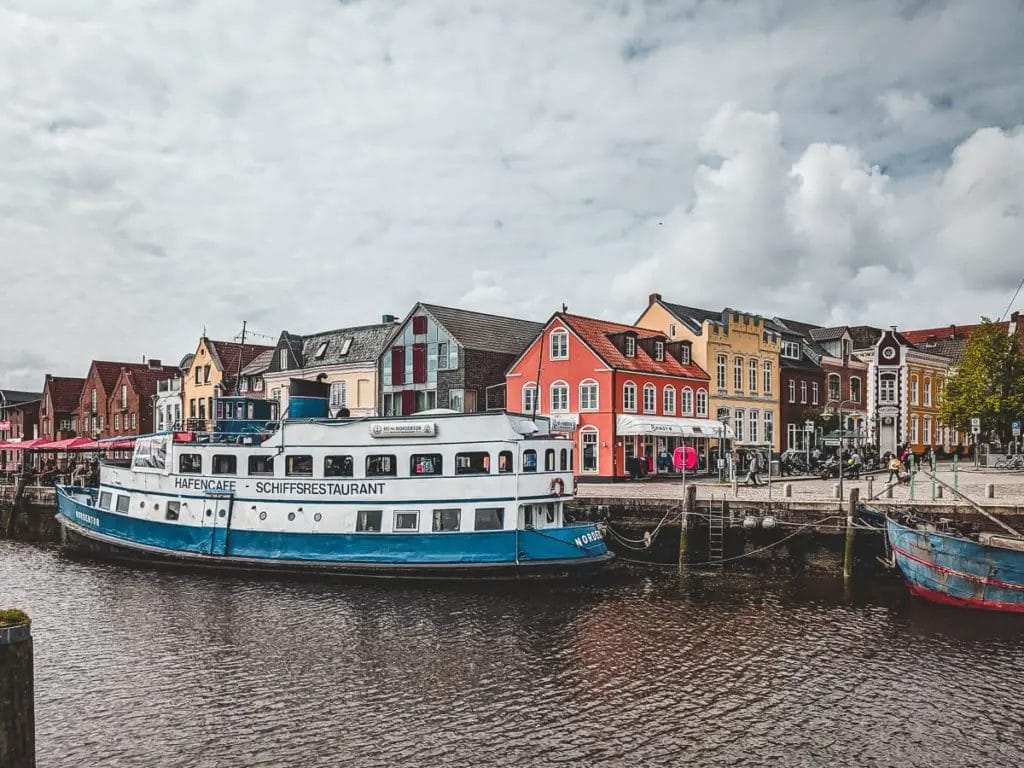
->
left=708, top=496, right=725, bottom=566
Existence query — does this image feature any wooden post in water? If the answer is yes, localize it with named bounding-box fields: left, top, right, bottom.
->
left=678, top=484, right=697, bottom=573
left=0, top=610, right=34, bottom=768
left=843, top=488, right=859, bottom=584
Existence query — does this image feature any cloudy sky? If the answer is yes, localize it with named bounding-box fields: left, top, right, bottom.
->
left=2, top=0, right=1023, bottom=390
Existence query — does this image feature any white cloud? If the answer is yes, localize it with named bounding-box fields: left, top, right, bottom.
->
left=0, top=0, right=1023, bottom=389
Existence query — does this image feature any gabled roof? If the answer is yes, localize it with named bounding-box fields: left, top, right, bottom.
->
left=277, top=323, right=396, bottom=370
left=421, top=303, right=545, bottom=356
left=557, top=313, right=710, bottom=379
left=240, top=349, right=275, bottom=376
left=809, top=326, right=848, bottom=342
left=44, top=377, right=85, bottom=412
left=0, top=389, right=42, bottom=405
left=655, top=301, right=727, bottom=335
left=204, top=340, right=274, bottom=391
left=88, top=362, right=179, bottom=397
left=113, top=364, right=181, bottom=399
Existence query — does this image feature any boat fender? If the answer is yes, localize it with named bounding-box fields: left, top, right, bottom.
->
left=550, top=478, right=566, bottom=497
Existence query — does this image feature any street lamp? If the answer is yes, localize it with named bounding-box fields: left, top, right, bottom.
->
left=717, top=412, right=731, bottom=482
left=827, top=398, right=858, bottom=500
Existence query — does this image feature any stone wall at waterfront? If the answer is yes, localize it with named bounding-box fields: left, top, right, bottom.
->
left=0, top=486, right=61, bottom=542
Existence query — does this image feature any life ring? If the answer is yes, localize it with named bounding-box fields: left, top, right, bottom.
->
left=550, top=478, right=565, bottom=497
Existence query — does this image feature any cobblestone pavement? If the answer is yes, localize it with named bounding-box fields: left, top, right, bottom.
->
left=577, top=465, right=1024, bottom=507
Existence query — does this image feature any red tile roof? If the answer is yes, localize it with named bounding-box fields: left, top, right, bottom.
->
left=118, top=365, right=181, bottom=399
left=558, top=313, right=710, bottom=379
left=90, top=361, right=179, bottom=394
left=206, top=340, right=274, bottom=391
left=44, top=376, right=86, bottom=412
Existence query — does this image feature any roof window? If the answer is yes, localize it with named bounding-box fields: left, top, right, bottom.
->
left=314, top=341, right=328, bottom=360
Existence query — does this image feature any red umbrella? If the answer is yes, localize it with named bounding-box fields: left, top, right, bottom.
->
left=1, top=438, right=50, bottom=451
left=38, top=437, right=95, bottom=451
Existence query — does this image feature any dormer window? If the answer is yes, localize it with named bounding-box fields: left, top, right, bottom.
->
left=314, top=341, right=328, bottom=360
left=549, top=329, right=568, bottom=360
left=680, top=346, right=690, bottom=364
left=654, top=341, right=664, bottom=361
left=279, top=349, right=288, bottom=370
left=781, top=341, right=801, bottom=359
left=625, top=336, right=636, bottom=357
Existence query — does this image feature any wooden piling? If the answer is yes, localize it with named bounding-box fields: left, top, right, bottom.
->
left=678, top=484, right=697, bottom=573
left=843, top=488, right=859, bottom=583
left=0, top=610, right=34, bottom=768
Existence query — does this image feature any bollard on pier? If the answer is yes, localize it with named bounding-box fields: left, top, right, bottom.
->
left=986, top=484, right=995, bottom=499
left=783, top=483, right=792, bottom=498
left=0, top=609, right=34, bottom=768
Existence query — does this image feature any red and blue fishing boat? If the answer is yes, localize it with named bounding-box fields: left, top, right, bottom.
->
left=887, top=516, right=1024, bottom=613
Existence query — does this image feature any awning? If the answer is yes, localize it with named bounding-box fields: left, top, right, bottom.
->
left=36, top=437, right=95, bottom=451
left=0, top=438, right=50, bottom=451
left=616, top=415, right=734, bottom=439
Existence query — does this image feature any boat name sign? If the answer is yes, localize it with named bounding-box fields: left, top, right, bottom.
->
left=173, top=476, right=386, bottom=496
left=371, top=422, right=436, bottom=438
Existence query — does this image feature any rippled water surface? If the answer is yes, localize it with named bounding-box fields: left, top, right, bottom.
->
left=3, top=541, right=1024, bottom=767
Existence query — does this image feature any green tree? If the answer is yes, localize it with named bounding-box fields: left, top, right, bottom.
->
left=939, top=320, right=1024, bottom=442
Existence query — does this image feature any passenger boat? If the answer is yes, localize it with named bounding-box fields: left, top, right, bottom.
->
left=55, top=409, right=612, bottom=579
left=886, top=515, right=1024, bottom=612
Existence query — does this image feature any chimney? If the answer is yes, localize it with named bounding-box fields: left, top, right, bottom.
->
left=148, top=359, right=162, bottom=370
left=648, top=293, right=662, bottom=306
left=950, top=324, right=956, bottom=338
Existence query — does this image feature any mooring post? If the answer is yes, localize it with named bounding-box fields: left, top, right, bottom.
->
left=844, top=488, right=859, bottom=584
left=678, top=483, right=697, bottom=573
left=953, top=453, right=959, bottom=493
left=0, top=610, right=34, bottom=768
left=910, top=469, right=916, bottom=501
left=866, top=477, right=874, bottom=499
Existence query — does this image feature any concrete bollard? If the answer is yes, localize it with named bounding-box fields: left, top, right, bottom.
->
left=986, top=484, right=995, bottom=499
left=784, top=483, right=793, bottom=498
left=886, top=484, right=894, bottom=499
left=0, top=610, right=34, bottom=768
left=832, top=483, right=841, bottom=500
left=866, top=477, right=874, bottom=499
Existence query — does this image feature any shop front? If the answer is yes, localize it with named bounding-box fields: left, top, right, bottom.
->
left=616, top=415, right=732, bottom=478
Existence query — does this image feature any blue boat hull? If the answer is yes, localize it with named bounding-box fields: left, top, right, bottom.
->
left=887, top=518, right=1024, bottom=612
left=56, top=486, right=612, bottom=579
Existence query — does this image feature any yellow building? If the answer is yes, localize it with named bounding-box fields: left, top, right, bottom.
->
left=181, top=337, right=274, bottom=431
left=636, top=294, right=782, bottom=450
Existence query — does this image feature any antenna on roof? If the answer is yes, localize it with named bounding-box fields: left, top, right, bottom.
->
left=562, top=303, right=568, bottom=313
left=233, top=321, right=247, bottom=395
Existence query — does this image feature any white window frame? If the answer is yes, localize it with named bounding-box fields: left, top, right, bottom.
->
left=800, top=381, right=807, bottom=404
left=579, top=380, right=598, bottom=412
left=625, top=336, right=636, bottom=357
left=642, top=383, right=656, bottom=414
left=654, top=341, right=665, bottom=361
left=522, top=382, right=538, bottom=414
left=828, top=373, right=841, bottom=402
left=911, top=415, right=920, bottom=443
left=923, top=416, right=932, bottom=445
left=681, top=386, right=693, bottom=415
left=850, top=376, right=861, bottom=403
left=623, top=382, right=637, bottom=413
left=669, top=323, right=677, bottom=337
left=880, top=374, right=897, bottom=404
left=910, top=375, right=919, bottom=405
left=748, top=359, right=758, bottom=394
left=734, top=409, right=745, bottom=442
left=279, top=349, right=288, bottom=370
left=764, top=410, right=773, bottom=444
left=550, top=381, right=569, bottom=413
left=781, top=341, right=801, bottom=359
left=812, top=382, right=819, bottom=405
left=696, top=389, right=708, bottom=417
left=716, top=355, right=727, bottom=390
left=788, top=379, right=796, bottom=404
left=663, top=386, right=676, bottom=415
left=734, top=357, right=743, bottom=392
left=580, top=427, right=599, bottom=474
left=923, top=379, right=932, bottom=407
left=680, top=346, right=690, bottom=364
left=749, top=409, right=759, bottom=443
left=549, top=330, right=569, bottom=361
left=330, top=381, right=347, bottom=408
left=762, top=360, right=771, bottom=395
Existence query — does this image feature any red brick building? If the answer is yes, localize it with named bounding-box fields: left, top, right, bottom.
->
left=74, top=360, right=179, bottom=439
left=902, top=312, right=1024, bottom=362
left=38, top=375, right=86, bottom=441
left=506, top=313, right=714, bottom=479
left=0, top=390, right=41, bottom=471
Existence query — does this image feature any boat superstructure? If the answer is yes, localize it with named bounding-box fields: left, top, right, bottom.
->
left=56, top=411, right=611, bottom=578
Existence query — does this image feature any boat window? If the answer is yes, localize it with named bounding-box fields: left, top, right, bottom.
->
left=545, top=449, right=555, bottom=471
left=366, top=455, right=397, bottom=477
left=98, top=491, right=112, bottom=510
left=559, top=449, right=568, bottom=471
left=546, top=503, right=557, bottom=523
left=166, top=501, right=181, bottom=521
left=248, top=455, right=275, bottom=476
left=116, top=495, right=130, bottom=514
left=432, top=508, right=461, bottom=532
left=455, top=452, right=490, bottom=475
left=411, top=453, right=443, bottom=476
left=212, top=455, right=237, bottom=475
left=474, top=508, right=504, bottom=531
left=179, top=453, right=202, bottom=474
left=521, top=504, right=534, bottom=528
left=498, top=451, right=514, bottom=473
left=324, top=455, right=354, bottom=477
left=394, top=510, right=419, bottom=532
left=286, top=455, right=313, bottom=477
left=523, top=450, right=537, bottom=473
left=356, top=510, right=382, bottom=532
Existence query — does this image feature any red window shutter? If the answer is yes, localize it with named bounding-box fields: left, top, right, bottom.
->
left=412, top=343, right=427, bottom=384
left=391, top=347, right=404, bottom=385
left=401, top=390, right=416, bottom=415
left=412, top=315, right=428, bottom=335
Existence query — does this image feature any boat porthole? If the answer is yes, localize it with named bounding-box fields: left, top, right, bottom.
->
left=259, top=511, right=267, bottom=521
left=288, top=512, right=296, bottom=522
left=140, top=502, right=145, bottom=509
left=154, top=504, right=160, bottom=511
left=206, top=509, right=212, bottom=517
left=314, top=513, right=322, bottom=522
left=218, top=509, right=226, bottom=518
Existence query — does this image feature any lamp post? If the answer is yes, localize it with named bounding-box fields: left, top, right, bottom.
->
left=717, top=413, right=731, bottom=483
left=827, top=399, right=858, bottom=501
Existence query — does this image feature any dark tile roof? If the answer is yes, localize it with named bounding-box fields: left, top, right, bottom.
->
left=774, top=317, right=823, bottom=338
left=422, top=304, right=545, bottom=355
left=45, top=377, right=86, bottom=412
left=847, top=326, right=883, bottom=349
left=206, top=340, right=274, bottom=391
left=912, top=337, right=966, bottom=363
left=0, top=389, right=42, bottom=405
left=809, top=326, right=849, bottom=342
left=657, top=301, right=726, bottom=335
left=239, top=349, right=274, bottom=376
left=273, top=323, right=397, bottom=371
left=559, top=314, right=709, bottom=379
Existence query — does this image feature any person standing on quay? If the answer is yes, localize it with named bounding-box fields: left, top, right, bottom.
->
left=745, top=451, right=764, bottom=487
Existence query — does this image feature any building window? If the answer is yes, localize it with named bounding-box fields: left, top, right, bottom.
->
left=366, top=455, right=397, bottom=477
left=455, top=452, right=490, bottom=475
left=130, top=413, right=136, bottom=430
left=114, top=414, right=121, bottom=430
left=749, top=410, right=759, bottom=443
left=696, top=389, right=708, bottom=417
left=203, top=365, right=211, bottom=383
left=788, top=379, right=796, bottom=404
left=850, top=377, right=861, bottom=403
left=663, top=386, right=676, bottom=415
left=764, top=411, right=774, bottom=445
left=734, top=357, right=743, bottom=391
left=581, top=428, right=598, bottom=474
left=432, top=509, right=461, bottom=532
left=800, top=381, right=807, bottom=404
left=734, top=409, right=745, bottom=442
left=623, top=382, right=637, bottom=412
left=749, top=359, right=758, bottom=394
left=642, top=384, right=656, bottom=414
left=924, top=379, right=932, bottom=407
left=911, top=415, right=920, bottom=443
left=654, top=341, right=665, bottom=361
left=787, top=423, right=799, bottom=451
left=522, top=384, right=537, bottom=414
left=680, top=346, right=690, bottom=364
left=286, top=455, right=313, bottom=476
left=781, top=341, right=801, bottom=359
left=474, top=508, right=504, bottom=531
left=550, top=382, right=569, bottom=413
left=120, top=384, right=128, bottom=409
left=669, top=323, right=677, bottom=337
left=828, top=373, right=841, bottom=402
left=356, top=510, right=382, bottom=532
left=91, top=388, right=97, bottom=411
left=910, top=375, right=919, bottom=405
left=579, top=380, right=598, bottom=411
left=625, top=336, right=636, bottom=357
left=923, top=416, right=932, bottom=444
left=194, top=368, right=201, bottom=385
left=325, top=455, right=354, bottom=477
left=550, top=330, right=569, bottom=360
left=762, top=360, right=772, bottom=395
left=716, top=355, right=727, bottom=390
left=449, top=389, right=465, bottom=413
left=330, top=381, right=347, bottom=408
left=880, top=374, right=897, bottom=404
left=279, top=350, right=288, bottom=370
left=212, top=455, right=237, bottom=475
left=680, top=387, right=693, bottom=415
left=812, top=382, right=819, bottom=405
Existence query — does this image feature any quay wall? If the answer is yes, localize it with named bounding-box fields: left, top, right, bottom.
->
left=0, top=617, right=35, bottom=768
left=0, top=486, right=61, bottom=543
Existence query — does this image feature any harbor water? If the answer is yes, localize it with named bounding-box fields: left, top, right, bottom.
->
left=3, top=540, right=1023, bottom=767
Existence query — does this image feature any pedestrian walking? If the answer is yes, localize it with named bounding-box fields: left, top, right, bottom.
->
left=887, top=455, right=901, bottom=483
left=745, top=451, right=764, bottom=487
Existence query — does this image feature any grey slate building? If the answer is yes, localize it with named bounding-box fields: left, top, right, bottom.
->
left=379, top=302, right=544, bottom=416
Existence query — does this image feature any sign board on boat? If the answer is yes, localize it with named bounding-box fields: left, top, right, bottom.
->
left=970, top=417, right=981, bottom=435
left=370, top=422, right=437, bottom=438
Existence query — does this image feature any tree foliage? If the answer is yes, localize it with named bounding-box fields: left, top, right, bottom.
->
left=939, top=321, right=1024, bottom=441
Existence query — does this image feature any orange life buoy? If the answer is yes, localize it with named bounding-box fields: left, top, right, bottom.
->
left=550, top=478, right=565, bottom=497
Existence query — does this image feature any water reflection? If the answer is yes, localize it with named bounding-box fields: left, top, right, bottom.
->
left=2, top=542, right=1022, bottom=767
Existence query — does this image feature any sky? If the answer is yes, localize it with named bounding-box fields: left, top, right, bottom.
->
left=2, top=0, right=1023, bottom=391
